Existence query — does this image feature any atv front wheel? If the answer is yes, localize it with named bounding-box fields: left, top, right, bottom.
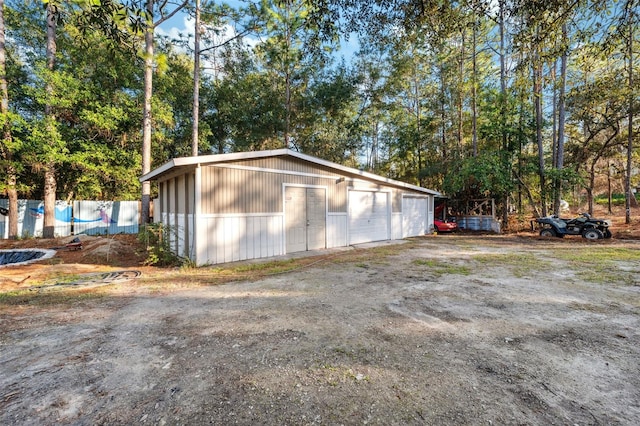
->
left=582, top=228, right=604, bottom=240
left=603, top=229, right=612, bottom=239
left=540, top=228, right=557, bottom=237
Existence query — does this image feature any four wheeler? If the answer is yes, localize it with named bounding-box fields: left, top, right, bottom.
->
left=536, top=213, right=612, bottom=240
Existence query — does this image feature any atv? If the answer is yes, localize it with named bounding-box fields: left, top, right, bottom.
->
left=536, top=213, right=612, bottom=240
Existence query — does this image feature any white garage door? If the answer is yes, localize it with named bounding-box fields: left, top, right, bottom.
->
left=348, top=190, right=389, bottom=245
left=402, top=196, right=428, bottom=238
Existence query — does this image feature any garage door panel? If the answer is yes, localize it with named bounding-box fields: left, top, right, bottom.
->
left=349, top=190, right=389, bottom=245
left=403, top=197, right=428, bottom=237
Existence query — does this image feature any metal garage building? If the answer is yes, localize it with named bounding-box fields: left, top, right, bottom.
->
left=140, top=149, right=440, bottom=266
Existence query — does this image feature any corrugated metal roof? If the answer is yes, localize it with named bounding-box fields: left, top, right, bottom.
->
left=140, top=149, right=441, bottom=196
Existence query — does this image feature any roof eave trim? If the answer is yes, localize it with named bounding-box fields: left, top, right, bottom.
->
left=139, top=149, right=441, bottom=196
left=286, top=150, right=441, bottom=196
left=139, top=149, right=290, bottom=182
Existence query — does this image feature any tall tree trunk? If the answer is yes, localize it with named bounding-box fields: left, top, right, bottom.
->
left=440, top=59, right=447, bottom=159
left=0, top=0, right=17, bottom=238
left=141, top=0, right=154, bottom=224
left=471, top=8, right=478, bottom=157
left=554, top=23, right=568, bottom=216
left=43, top=1, right=57, bottom=238
left=551, top=60, right=557, bottom=170
left=457, top=28, right=464, bottom=151
left=499, top=0, right=506, bottom=150
left=283, top=0, right=292, bottom=149
left=607, top=163, right=613, bottom=214
left=499, top=0, right=509, bottom=227
left=192, top=0, right=200, bottom=157
left=533, top=40, right=546, bottom=217
left=625, top=6, right=636, bottom=223
left=413, top=58, right=422, bottom=183
left=587, top=162, right=596, bottom=215
left=371, top=121, right=379, bottom=170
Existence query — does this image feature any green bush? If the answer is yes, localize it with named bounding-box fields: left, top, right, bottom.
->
left=138, top=224, right=185, bottom=267
left=594, top=193, right=639, bottom=206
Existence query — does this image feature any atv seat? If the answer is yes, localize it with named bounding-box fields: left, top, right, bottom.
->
left=550, top=217, right=567, bottom=230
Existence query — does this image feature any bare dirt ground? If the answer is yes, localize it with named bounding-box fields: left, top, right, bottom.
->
left=1, top=212, right=640, bottom=425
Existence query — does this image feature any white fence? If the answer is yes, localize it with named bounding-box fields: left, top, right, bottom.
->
left=0, top=200, right=139, bottom=239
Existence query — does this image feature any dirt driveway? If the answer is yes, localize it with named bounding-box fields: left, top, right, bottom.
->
left=1, top=235, right=639, bottom=425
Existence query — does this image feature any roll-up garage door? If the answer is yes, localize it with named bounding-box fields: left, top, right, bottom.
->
left=402, top=196, right=428, bottom=237
left=348, top=190, right=389, bottom=245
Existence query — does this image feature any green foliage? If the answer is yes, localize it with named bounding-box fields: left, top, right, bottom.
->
left=594, top=193, right=639, bottom=206
left=138, top=224, right=185, bottom=267
left=2, top=0, right=638, bottom=223
left=545, top=166, right=584, bottom=190
left=442, top=152, right=513, bottom=199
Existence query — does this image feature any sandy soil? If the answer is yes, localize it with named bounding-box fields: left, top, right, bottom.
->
left=1, top=231, right=639, bottom=425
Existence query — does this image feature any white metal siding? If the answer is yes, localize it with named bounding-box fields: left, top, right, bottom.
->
left=391, top=213, right=403, bottom=240
left=198, top=214, right=284, bottom=265
left=327, top=213, right=347, bottom=248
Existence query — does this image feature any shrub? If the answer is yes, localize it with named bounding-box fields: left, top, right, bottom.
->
left=138, top=224, right=184, bottom=267
left=594, top=193, right=639, bottom=206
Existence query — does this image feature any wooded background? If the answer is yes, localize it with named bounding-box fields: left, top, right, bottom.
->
left=0, top=0, right=638, bottom=237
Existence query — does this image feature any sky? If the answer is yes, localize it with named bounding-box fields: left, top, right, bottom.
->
left=156, top=6, right=359, bottom=64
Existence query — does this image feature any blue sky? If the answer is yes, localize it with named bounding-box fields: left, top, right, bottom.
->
left=156, top=4, right=359, bottom=63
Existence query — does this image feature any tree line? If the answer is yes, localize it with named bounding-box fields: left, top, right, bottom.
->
left=0, top=0, right=638, bottom=238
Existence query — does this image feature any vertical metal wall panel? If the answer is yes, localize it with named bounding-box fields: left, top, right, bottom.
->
left=160, top=181, right=167, bottom=217
left=176, top=213, right=186, bottom=257
left=166, top=178, right=177, bottom=251
left=392, top=213, right=403, bottom=240
left=153, top=198, right=160, bottom=223
left=181, top=175, right=189, bottom=256
left=167, top=178, right=175, bottom=214
left=177, top=174, right=186, bottom=214
left=392, top=190, right=402, bottom=213
left=188, top=173, right=196, bottom=258
left=167, top=211, right=176, bottom=255
left=326, top=213, right=347, bottom=248
left=196, top=214, right=284, bottom=265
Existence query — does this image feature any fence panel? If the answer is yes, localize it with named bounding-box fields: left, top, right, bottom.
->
left=0, top=200, right=139, bottom=239
left=0, top=200, right=72, bottom=238
left=73, top=200, right=139, bottom=236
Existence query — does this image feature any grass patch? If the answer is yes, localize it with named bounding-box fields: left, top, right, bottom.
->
left=552, top=247, right=640, bottom=263
left=223, top=258, right=300, bottom=274
left=550, top=247, right=640, bottom=285
left=471, top=253, right=550, bottom=278
left=0, top=287, right=110, bottom=307
left=330, top=242, right=415, bottom=265
left=572, top=268, right=635, bottom=285
left=412, top=259, right=472, bottom=276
